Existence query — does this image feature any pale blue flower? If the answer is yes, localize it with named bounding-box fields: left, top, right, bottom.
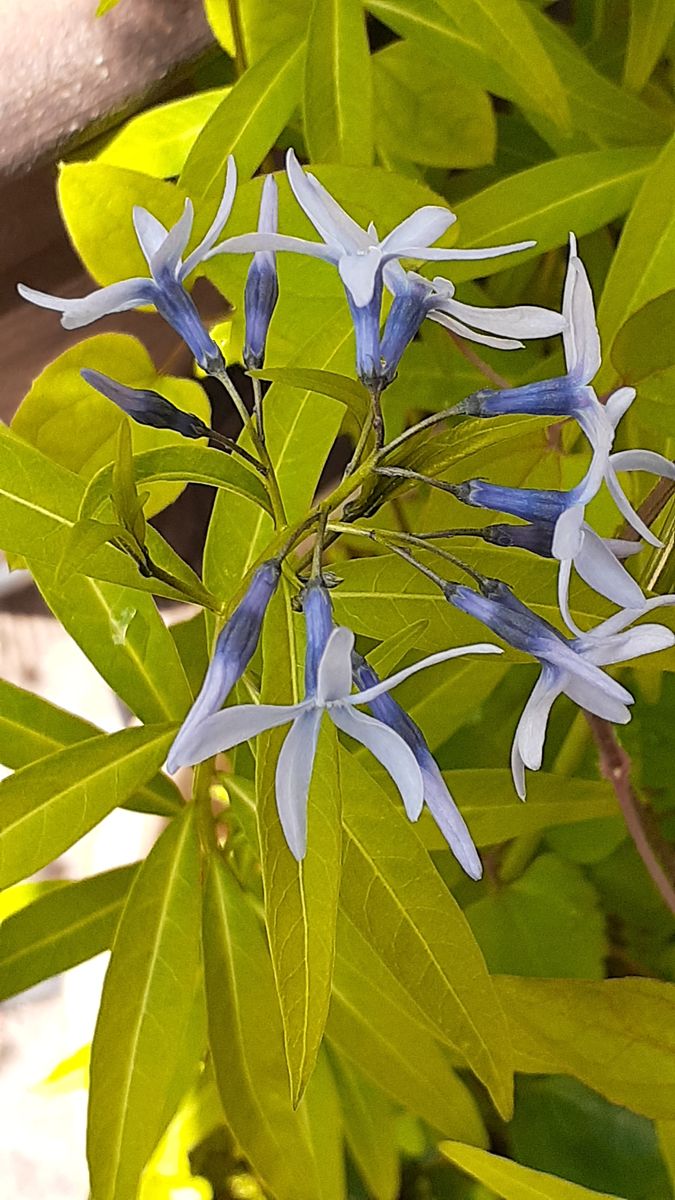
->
left=445, top=578, right=674, bottom=797
left=166, top=558, right=281, bottom=774
left=168, top=578, right=501, bottom=858
left=18, top=159, right=237, bottom=372
left=352, top=652, right=482, bottom=880
left=243, top=175, right=279, bottom=370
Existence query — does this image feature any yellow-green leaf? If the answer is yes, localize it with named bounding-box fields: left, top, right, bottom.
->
left=496, top=974, right=675, bottom=1120
left=202, top=854, right=322, bottom=1200
left=330, top=1051, right=399, bottom=1200
left=440, top=1141, right=625, bottom=1199
left=339, top=748, right=514, bottom=1119
left=304, top=0, right=373, bottom=165
left=88, top=808, right=205, bottom=1200
left=0, top=865, right=136, bottom=1001
left=256, top=583, right=342, bottom=1105
left=98, top=89, right=231, bottom=178
left=0, top=725, right=175, bottom=890
left=625, top=0, right=675, bottom=92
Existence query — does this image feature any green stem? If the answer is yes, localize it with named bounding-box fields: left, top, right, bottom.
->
left=211, top=365, right=287, bottom=526
left=192, top=760, right=217, bottom=854
left=344, top=410, right=374, bottom=478
left=227, top=0, right=247, bottom=76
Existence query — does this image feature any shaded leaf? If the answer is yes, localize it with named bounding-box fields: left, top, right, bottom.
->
left=0, top=725, right=175, bottom=890
left=625, top=0, right=675, bottom=92
left=496, top=974, right=675, bottom=1119
left=87, top=808, right=205, bottom=1200
left=338, top=747, right=514, bottom=1119
left=329, top=1050, right=400, bottom=1200
left=440, top=1141, right=625, bottom=1199
left=373, top=40, right=496, bottom=169
left=202, top=854, right=321, bottom=1200
left=304, top=0, right=373, bottom=165
left=466, top=853, right=607, bottom=978
left=304, top=1050, right=347, bottom=1200
left=0, top=865, right=136, bottom=1001
left=611, top=288, right=675, bottom=385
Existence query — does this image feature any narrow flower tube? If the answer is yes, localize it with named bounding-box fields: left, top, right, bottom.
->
left=243, top=175, right=280, bottom=370
left=166, top=559, right=281, bottom=773
left=352, top=652, right=482, bottom=879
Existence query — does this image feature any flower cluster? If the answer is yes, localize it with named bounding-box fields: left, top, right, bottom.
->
left=19, top=153, right=674, bottom=882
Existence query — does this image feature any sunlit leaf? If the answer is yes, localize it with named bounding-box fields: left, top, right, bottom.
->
left=98, top=90, right=231, bottom=178
left=181, top=39, right=304, bottom=196
left=0, top=676, right=180, bottom=816
left=304, top=1050, right=347, bottom=1200
left=0, top=865, right=136, bottom=1001
left=88, top=808, right=205, bottom=1200
left=440, top=1141, right=625, bottom=1199
left=625, top=0, right=675, bottom=92
left=0, top=725, right=174, bottom=890
left=338, top=747, right=514, bottom=1119
left=255, top=583, right=342, bottom=1105
left=202, top=854, right=322, bottom=1200
left=329, top=1050, right=400, bottom=1200
left=304, top=0, right=373, bottom=165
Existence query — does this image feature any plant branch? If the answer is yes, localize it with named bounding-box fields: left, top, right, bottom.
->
left=447, top=329, right=511, bottom=390
left=585, top=712, right=675, bottom=917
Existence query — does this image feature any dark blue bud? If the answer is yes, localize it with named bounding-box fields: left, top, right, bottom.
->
left=81, top=369, right=209, bottom=439
left=482, top=521, right=555, bottom=558
left=455, top=375, right=581, bottom=419
left=166, top=559, right=281, bottom=772
left=456, top=478, right=571, bottom=524
left=243, top=175, right=279, bottom=371
left=303, top=580, right=334, bottom=695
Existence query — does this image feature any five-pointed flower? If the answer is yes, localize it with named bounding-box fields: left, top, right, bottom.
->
left=352, top=651, right=483, bottom=879
left=378, top=263, right=565, bottom=386
left=444, top=577, right=674, bottom=797
left=18, top=158, right=238, bottom=372
left=167, top=575, right=501, bottom=859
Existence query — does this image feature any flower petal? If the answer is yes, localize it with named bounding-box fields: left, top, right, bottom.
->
left=428, top=309, right=523, bottom=350
left=562, top=233, right=601, bottom=383
left=557, top=558, right=583, bottom=638
left=434, top=296, right=565, bottom=339
left=205, top=232, right=338, bottom=261
left=511, top=665, right=563, bottom=799
left=316, top=626, right=355, bottom=703
left=133, top=207, right=169, bottom=267
left=574, top=526, right=645, bottom=609
left=585, top=623, right=675, bottom=666
left=166, top=701, right=306, bottom=771
left=552, top=505, right=585, bottom=560
left=381, top=206, right=456, bottom=254
left=150, top=198, right=194, bottom=278
left=350, top=643, right=502, bottom=705
left=180, top=156, right=238, bottom=278
left=17, top=279, right=156, bottom=327
left=338, top=247, right=383, bottom=308
left=275, top=707, right=323, bottom=860
left=398, top=239, right=534, bottom=263
left=286, top=149, right=369, bottom=251
left=604, top=386, right=636, bottom=430
left=544, top=639, right=634, bottom=705
left=330, top=704, right=424, bottom=820
left=605, top=461, right=663, bottom=547
left=563, top=676, right=631, bottom=722
left=610, top=448, right=675, bottom=479
left=419, top=754, right=482, bottom=880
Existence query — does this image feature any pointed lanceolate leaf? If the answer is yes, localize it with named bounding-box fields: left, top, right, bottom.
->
left=0, top=677, right=180, bottom=816
left=304, top=0, right=374, bottom=165
left=338, top=748, right=514, bottom=1119
left=329, top=1050, right=400, bottom=1200
left=180, top=38, right=304, bottom=195
left=440, top=1141, right=625, bottom=1199
left=304, top=1050, right=347, bottom=1200
left=256, top=583, right=342, bottom=1106
left=624, top=0, right=675, bottom=92
left=202, top=854, right=322, bottom=1200
left=330, top=908, right=487, bottom=1143
left=0, top=865, right=136, bottom=1002
left=87, top=807, right=205, bottom=1200
left=0, top=725, right=175, bottom=890
left=496, top=975, right=675, bottom=1120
